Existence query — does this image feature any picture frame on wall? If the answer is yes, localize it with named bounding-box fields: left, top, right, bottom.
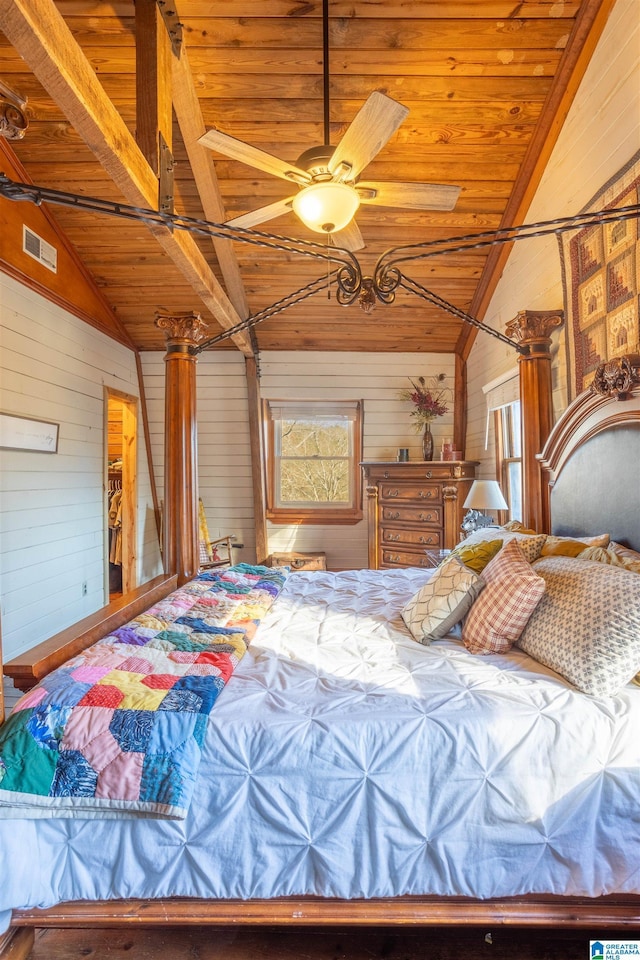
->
left=0, top=412, right=59, bottom=453
left=558, top=150, right=640, bottom=400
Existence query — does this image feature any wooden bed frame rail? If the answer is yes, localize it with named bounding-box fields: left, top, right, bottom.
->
left=8, top=895, right=640, bottom=930
left=3, top=574, right=177, bottom=694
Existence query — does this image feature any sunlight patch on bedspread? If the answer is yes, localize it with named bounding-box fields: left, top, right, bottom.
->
left=0, top=564, right=287, bottom=820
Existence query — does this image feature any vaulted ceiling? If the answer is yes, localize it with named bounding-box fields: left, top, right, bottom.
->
left=0, top=0, right=615, bottom=355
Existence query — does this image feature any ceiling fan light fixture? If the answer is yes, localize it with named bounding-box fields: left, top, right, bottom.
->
left=292, top=181, right=361, bottom=234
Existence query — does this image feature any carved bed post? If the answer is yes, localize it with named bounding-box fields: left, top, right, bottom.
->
left=505, top=309, right=563, bottom=533
left=156, top=311, right=208, bottom=585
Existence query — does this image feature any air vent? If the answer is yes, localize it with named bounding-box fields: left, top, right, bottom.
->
left=22, top=225, right=57, bottom=273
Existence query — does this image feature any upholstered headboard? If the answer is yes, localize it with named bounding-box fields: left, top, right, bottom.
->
left=539, top=356, right=640, bottom=553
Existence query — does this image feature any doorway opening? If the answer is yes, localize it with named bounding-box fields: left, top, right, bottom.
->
left=106, top=390, right=137, bottom=599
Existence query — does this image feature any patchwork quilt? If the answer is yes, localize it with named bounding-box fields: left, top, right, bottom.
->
left=0, top=564, right=287, bottom=820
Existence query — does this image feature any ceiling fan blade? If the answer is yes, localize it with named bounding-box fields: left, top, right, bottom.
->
left=357, top=180, right=461, bottom=211
left=199, top=129, right=311, bottom=185
left=329, top=220, right=365, bottom=252
left=226, top=197, right=295, bottom=229
left=327, top=92, right=409, bottom=181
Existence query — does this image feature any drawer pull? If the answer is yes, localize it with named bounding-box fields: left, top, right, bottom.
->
left=419, top=490, right=433, bottom=499
left=418, top=513, right=434, bottom=523
left=385, top=533, right=400, bottom=541
left=419, top=535, right=436, bottom=545
left=388, top=489, right=399, bottom=497
left=387, top=511, right=400, bottom=520
left=425, top=470, right=432, bottom=479
left=419, top=557, right=429, bottom=566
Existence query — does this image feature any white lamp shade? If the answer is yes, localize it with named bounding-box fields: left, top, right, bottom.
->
left=463, top=480, right=508, bottom=511
left=291, top=181, right=361, bottom=234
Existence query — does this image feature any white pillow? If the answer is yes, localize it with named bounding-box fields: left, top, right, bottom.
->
left=402, top=558, right=485, bottom=645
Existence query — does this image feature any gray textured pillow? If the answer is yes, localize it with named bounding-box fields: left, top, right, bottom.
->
left=402, top=557, right=485, bottom=645
left=517, top=556, right=640, bottom=696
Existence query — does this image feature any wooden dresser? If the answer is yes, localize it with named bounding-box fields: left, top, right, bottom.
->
left=361, top=461, right=478, bottom=569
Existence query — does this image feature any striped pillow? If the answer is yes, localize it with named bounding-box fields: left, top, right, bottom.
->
left=462, top=538, right=546, bottom=655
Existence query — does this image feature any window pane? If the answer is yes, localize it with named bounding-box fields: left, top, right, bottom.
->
left=279, top=458, right=350, bottom=505
left=507, top=460, right=522, bottom=521
left=279, top=417, right=350, bottom=458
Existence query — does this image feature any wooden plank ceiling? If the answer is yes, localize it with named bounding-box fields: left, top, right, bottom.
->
left=0, top=0, right=613, bottom=354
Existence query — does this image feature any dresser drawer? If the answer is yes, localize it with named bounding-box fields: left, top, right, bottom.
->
left=381, top=548, right=435, bottom=569
left=380, top=482, right=441, bottom=504
left=381, top=504, right=442, bottom=526
left=380, top=526, right=442, bottom=548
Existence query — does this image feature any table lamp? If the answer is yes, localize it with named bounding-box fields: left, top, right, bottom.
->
left=462, top=480, right=508, bottom=533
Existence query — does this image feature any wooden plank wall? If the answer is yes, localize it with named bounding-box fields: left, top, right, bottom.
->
left=464, top=0, right=639, bottom=474
left=139, top=350, right=256, bottom=563
left=139, top=349, right=456, bottom=572
left=260, top=352, right=456, bottom=570
left=0, top=272, right=162, bottom=662
left=140, top=350, right=456, bottom=571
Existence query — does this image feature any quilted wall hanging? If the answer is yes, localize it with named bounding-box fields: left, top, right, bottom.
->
left=559, top=149, right=640, bottom=400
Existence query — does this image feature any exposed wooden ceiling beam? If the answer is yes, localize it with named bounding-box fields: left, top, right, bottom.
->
left=135, top=0, right=173, bottom=176
left=171, top=41, right=250, bottom=322
left=0, top=0, right=254, bottom=357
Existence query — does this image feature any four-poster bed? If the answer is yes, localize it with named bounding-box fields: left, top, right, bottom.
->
left=1, top=359, right=639, bottom=956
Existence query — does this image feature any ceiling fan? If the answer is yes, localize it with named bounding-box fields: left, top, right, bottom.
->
left=198, top=3, right=460, bottom=252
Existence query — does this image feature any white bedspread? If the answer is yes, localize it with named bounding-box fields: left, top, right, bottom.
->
left=1, top=568, right=639, bottom=929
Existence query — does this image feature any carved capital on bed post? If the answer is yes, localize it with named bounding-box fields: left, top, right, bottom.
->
left=156, top=311, right=208, bottom=585
left=505, top=309, right=564, bottom=535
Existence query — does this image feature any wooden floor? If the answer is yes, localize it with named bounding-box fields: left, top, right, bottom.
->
left=23, top=925, right=632, bottom=959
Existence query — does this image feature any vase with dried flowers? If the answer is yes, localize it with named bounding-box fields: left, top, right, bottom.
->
left=399, top=374, right=449, bottom=461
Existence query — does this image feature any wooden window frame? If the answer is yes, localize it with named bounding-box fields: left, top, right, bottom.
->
left=263, top=399, right=364, bottom=525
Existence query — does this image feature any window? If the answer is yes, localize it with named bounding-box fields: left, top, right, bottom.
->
left=264, top=399, right=363, bottom=524
left=494, top=400, right=522, bottom=522
left=483, top=369, right=521, bottom=522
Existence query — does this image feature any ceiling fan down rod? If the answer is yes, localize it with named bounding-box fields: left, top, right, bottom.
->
left=322, top=0, right=331, bottom=147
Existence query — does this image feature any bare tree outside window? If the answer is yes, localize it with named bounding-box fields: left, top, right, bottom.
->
left=279, top=418, right=350, bottom=505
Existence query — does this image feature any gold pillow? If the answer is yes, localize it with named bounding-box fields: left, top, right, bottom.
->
left=541, top=533, right=610, bottom=557
left=446, top=538, right=503, bottom=573
left=542, top=538, right=591, bottom=558
left=503, top=520, right=538, bottom=535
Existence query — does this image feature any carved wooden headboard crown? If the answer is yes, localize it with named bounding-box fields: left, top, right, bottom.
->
left=590, top=354, right=640, bottom=400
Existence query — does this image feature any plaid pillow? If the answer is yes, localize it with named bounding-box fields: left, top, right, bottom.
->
left=462, top=538, right=546, bottom=655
